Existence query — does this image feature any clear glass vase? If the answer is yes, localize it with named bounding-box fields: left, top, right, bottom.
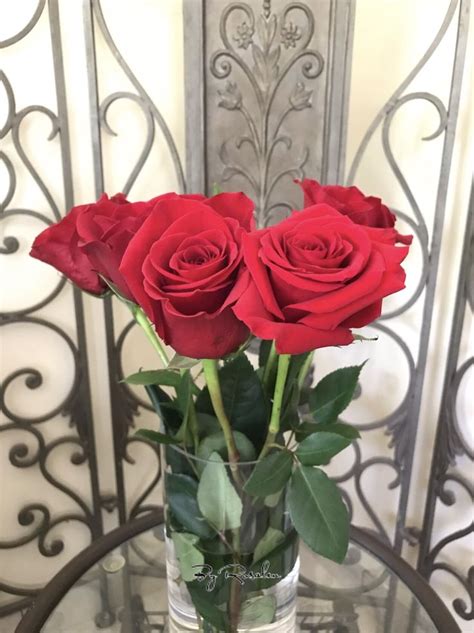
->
left=162, top=444, right=299, bottom=632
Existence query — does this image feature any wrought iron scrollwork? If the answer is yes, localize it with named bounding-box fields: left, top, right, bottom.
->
left=0, top=0, right=104, bottom=618
left=83, top=0, right=186, bottom=524
left=417, top=192, right=473, bottom=625
left=343, top=0, right=470, bottom=567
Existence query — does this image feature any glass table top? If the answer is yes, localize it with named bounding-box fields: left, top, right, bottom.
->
left=38, top=523, right=443, bottom=632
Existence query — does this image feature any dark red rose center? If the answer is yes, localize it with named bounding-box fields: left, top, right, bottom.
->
left=176, top=244, right=219, bottom=267
left=285, top=230, right=353, bottom=271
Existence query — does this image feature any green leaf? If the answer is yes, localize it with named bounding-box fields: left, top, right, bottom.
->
left=264, top=490, right=282, bottom=508
left=248, top=528, right=298, bottom=590
left=98, top=275, right=136, bottom=310
left=295, top=432, right=351, bottom=465
left=168, top=353, right=200, bottom=370
left=288, top=465, right=349, bottom=563
left=295, top=421, right=361, bottom=442
left=240, top=595, right=276, bottom=627
left=286, top=353, right=310, bottom=389
left=258, top=339, right=273, bottom=368
left=244, top=451, right=293, bottom=497
left=176, top=371, right=192, bottom=417
left=165, top=473, right=214, bottom=539
left=174, top=372, right=193, bottom=443
left=171, top=532, right=204, bottom=582
left=253, top=527, right=285, bottom=563
left=122, top=369, right=180, bottom=387
left=197, top=452, right=242, bottom=531
left=197, top=430, right=256, bottom=467
left=280, top=353, right=311, bottom=431
left=196, top=355, right=270, bottom=448
left=186, top=585, right=228, bottom=632
left=195, top=413, right=221, bottom=437
left=309, top=363, right=366, bottom=425
left=353, top=333, right=378, bottom=342
left=145, top=384, right=181, bottom=433
left=164, top=445, right=196, bottom=478
left=223, top=335, right=253, bottom=362
left=135, top=428, right=179, bottom=445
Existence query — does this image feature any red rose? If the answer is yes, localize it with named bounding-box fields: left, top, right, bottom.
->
left=297, top=179, right=412, bottom=245
left=30, top=193, right=141, bottom=295
left=119, top=192, right=254, bottom=359
left=30, top=192, right=204, bottom=297
left=233, top=204, right=410, bottom=354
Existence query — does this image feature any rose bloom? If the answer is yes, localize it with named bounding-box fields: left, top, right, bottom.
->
left=119, top=192, right=254, bottom=359
left=233, top=202, right=411, bottom=354
left=297, top=179, right=412, bottom=245
left=30, top=193, right=203, bottom=298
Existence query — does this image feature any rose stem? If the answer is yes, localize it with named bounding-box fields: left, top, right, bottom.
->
left=259, top=353, right=291, bottom=459
left=229, top=528, right=242, bottom=633
left=201, top=359, right=240, bottom=470
left=281, top=352, right=314, bottom=450
left=202, top=360, right=243, bottom=631
left=262, top=340, right=277, bottom=390
left=297, top=350, right=314, bottom=390
left=133, top=306, right=169, bottom=367
left=188, top=397, right=200, bottom=454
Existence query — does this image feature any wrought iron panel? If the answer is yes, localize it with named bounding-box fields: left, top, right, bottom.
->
left=341, top=0, right=470, bottom=554
left=83, top=0, right=186, bottom=525
left=416, top=185, right=473, bottom=627
left=0, top=0, right=103, bottom=617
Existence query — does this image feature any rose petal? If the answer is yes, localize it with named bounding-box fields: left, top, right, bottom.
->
left=241, top=231, right=284, bottom=319
left=233, top=282, right=353, bottom=354
left=205, top=192, right=256, bottom=231
left=30, top=205, right=105, bottom=295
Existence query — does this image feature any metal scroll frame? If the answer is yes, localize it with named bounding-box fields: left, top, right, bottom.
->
left=386, top=0, right=471, bottom=556
left=82, top=0, right=186, bottom=526
left=15, top=512, right=460, bottom=633
left=341, top=0, right=471, bottom=550
left=0, top=0, right=105, bottom=618
left=416, top=182, right=474, bottom=623
left=343, top=0, right=471, bottom=626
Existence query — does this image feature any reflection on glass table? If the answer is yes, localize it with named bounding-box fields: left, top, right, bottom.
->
left=16, top=512, right=459, bottom=633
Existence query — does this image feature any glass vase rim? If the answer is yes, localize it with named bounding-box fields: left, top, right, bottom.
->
left=166, top=442, right=263, bottom=467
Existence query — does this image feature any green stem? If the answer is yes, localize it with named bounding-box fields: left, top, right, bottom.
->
left=297, top=350, right=314, bottom=390
left=229, top=528, right=241, bottom=633
left=262, top=341, right=277, bottom=390
left=267, top=442, right=286, bottom=451
left=188, top=397, right=199, bottom=454
left=259, top=353, right=291, bottom=459
left=133, top=307, right=169, bottom=367
left=202, top=360, right=239, bottom=467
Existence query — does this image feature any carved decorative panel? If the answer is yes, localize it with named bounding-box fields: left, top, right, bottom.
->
left=184, top=0, right=354, bottom=224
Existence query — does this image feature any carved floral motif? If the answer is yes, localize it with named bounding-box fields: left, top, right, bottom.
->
left=210, top=0, right=324, bottom=225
